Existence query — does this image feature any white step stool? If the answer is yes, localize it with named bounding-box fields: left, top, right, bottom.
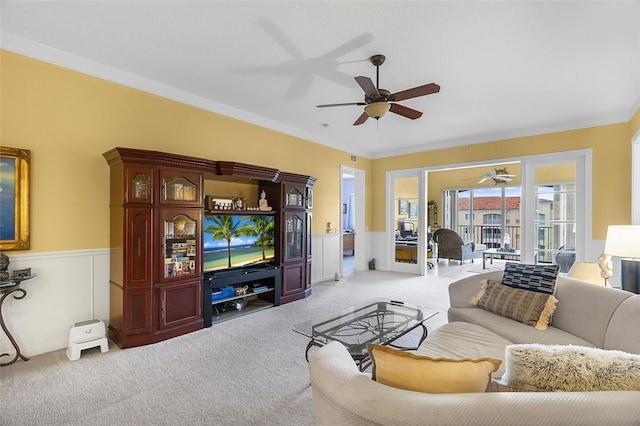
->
left=66, top=319, right=109, bottom=361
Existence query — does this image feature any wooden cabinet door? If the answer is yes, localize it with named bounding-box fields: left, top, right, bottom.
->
left=159, top=169, right=202, bottom=207
left=126, top=208, right=152, bottom=287
left=157, top=280, right=202, bottom=330
left=281, top=262, right=305, bottom=302
left=125, top=165, right=153, bottom=205
left=124, top=287, right=153, bottom=335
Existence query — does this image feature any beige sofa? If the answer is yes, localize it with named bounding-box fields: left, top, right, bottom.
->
left=308, top=271, right=640, bottom=425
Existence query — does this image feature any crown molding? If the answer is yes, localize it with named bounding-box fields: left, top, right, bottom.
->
left=0, top=32, right=366, bottom=156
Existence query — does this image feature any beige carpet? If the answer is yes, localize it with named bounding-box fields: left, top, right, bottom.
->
left=0, top=269, right=471, bottom=426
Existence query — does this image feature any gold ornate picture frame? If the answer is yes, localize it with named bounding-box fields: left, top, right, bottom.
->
left=0, top=147, right=31, bottom=250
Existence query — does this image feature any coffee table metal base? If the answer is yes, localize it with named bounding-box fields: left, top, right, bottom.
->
left=303, top=322, right=428, bottom=370
left=294, top=300, right=437, bottom=371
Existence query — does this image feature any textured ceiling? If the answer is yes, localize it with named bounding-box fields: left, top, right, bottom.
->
left=2, top=1, right=639, bottom=158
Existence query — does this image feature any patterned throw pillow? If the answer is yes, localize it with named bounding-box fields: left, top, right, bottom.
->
left=501, top=262, right=559, bottom=295
left=470, top=279, right=558, bottom=330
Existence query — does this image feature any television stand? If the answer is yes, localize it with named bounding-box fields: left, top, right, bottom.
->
left=203, top=265, right=281, bottom=327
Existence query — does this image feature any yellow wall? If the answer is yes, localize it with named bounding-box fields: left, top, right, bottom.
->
left=2, top=49, right=638, bottom=252
left=1, top=50, right=372, bottom=252
left=373, top=123, right=633, bottom=239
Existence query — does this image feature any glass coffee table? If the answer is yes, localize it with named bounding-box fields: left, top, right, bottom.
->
left=293, top=299, right=438, bottom=371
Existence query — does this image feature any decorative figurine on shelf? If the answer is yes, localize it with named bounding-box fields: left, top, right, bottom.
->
left=0, top=253, right=10, bottom=282
left=259, top=190, right=272, bottom=211
left=233, top=197, right=245, bottom=210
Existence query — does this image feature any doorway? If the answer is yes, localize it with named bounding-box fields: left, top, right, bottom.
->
left=387, top=168, right=428, bottom=275
left=341, top=165, right=365, bottom=276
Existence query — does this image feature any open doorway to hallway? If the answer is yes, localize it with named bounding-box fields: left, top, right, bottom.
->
left=341, top=165, right=365, bottom=277
left=341, top=170, right=355, bottom=276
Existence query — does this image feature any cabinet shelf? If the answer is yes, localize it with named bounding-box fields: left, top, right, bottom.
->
left=211, top=287, right=274, bottom=305
left=204, top=209, right=276, bottom=215
left=203, top=266, right=281, bottom=328
left=211, top=298, right=274, bottom=324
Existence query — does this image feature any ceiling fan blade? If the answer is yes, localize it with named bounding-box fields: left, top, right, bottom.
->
left=353, top=112, right=369, bottom=126
left=354, top=76, right=380, bottom=98
left=391, top=83, right=440, bottom=102
left=389, top=103, right=423, bottom=120
left=317, top=102, right=366, bottom=108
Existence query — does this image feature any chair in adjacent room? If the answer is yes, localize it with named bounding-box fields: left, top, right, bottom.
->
left=433, top=228, right=483, bottom=264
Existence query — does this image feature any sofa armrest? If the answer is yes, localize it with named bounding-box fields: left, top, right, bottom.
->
left=448, top=271, right=504, bottom=308
left=308, top=341, right=640, bottom=426
left=460, top=243, right=473, bottom=257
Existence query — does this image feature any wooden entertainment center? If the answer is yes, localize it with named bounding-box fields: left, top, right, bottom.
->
left=103, top=147, right=315, bottom=348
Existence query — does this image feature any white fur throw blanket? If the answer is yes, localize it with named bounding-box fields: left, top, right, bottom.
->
left=501, top=344, right=640, bottom=391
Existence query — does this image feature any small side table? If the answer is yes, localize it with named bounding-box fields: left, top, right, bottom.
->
left=0, top=275, right=36, bottom=366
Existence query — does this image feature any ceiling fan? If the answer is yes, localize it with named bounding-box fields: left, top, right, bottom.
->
left=317, top=54, right=440, bottom=126
left=478, top=168, right=517, bottom=185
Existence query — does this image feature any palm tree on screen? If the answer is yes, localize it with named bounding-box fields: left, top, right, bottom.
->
left=204, top=215, right=254, bottom=268
left=242, top=215, right=275, bottom=260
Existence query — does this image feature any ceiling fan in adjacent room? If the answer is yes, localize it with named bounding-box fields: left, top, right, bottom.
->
left=316, top=54, right=440, bottom=126
left=478, top=168, right=517, bottom=185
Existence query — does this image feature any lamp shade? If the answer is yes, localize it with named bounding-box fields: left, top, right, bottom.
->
left=604, top=225, right=640, bottom=259
left=567, top=262, right=606, bottom=285
left=364, top=102, right=390, bottom=119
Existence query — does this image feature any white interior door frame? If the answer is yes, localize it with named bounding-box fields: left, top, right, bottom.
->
left=520, top=149, right=592, bottom=264
left=340, top=165, right=366, bottom=272
left=386, top=168, right=426, bottom=275
left=632, top=129, right=640, bottom=225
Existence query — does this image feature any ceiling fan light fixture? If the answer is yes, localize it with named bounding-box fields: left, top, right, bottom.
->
left=364, top=102, right=390, bottom=119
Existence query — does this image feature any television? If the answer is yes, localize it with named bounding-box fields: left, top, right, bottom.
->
left=203, top=213, right=276, bottom=272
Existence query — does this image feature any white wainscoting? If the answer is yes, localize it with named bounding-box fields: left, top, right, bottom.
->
left=311, top=233, right=342, bottom=283
left=311, top=232, right=376, bottom=283
left=1, top=249, right=110, bottom=358
left=370, top=231, right=391, bottom=271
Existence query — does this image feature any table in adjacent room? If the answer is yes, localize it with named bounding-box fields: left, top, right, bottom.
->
left=482, top=248, right=521, bottom=269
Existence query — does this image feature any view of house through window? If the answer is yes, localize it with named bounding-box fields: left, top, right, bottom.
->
left=443, top=180, right=576, bottom=271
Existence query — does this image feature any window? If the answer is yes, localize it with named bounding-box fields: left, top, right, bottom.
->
left=483, top=213, right=501, bottom=225
left=534, top=183, right=576, bottom=270
left=445, top=186, right=520, bottom=249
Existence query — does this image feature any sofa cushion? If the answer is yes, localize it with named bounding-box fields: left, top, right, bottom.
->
left=501, top=262, right=559, bottom=295
left=368, top=344, right=501, bottom=394
left=501, top=344, right=640, bottom=391
left=470, top=279, right=557, bottom=330
left=448, top=306, right=596, bottom=348
left=417, top=322, right=512, bottom=379
left=487, top=379, right=542, bottom=392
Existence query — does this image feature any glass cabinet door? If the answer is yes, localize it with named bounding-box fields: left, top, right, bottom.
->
left=125, top=166, right=153, bottom=204
left=163, top=213, right=198, bottom=279
left=165, top=177, right=197, bottom=202
left=160, top=170, right=202, bottom=206
left=285, top=187, right=304, bottom=208
left=284, top=212, right=304, bottom=260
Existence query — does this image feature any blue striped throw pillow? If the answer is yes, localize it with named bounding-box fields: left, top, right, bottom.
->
left=501, top=263, right=559, bottom=295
